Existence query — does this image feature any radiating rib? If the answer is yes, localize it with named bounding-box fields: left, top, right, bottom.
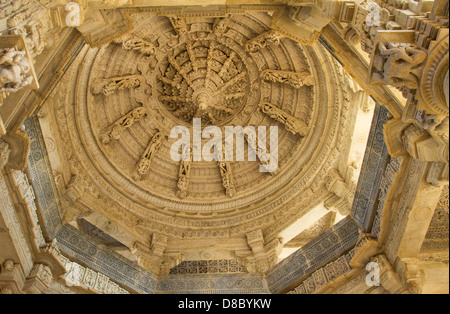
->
left=205, top=42, right=216, bottom=87
left=216, top=71, right=246, bottom=93
left=186, top=42, right=199, bottom=73
left=168, top=55, right=194, bottom=87
left=218, top=52, right=236, bottom=78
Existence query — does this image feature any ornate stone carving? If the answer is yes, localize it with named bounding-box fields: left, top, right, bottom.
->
left=23, top=264, right=53, bottom=294
left=100, top=107, right=148, bottom=144
left=132, top=131, right=163, bottom=181
left=236, top=229, right=282, bottom=274
left=58, top=254, right=130, bottom=294
left=245, top=30, right=282, bottom=53
left=131, top=233, right=183, bottom=277
left=258, top=102, right=308, bottom=136
left=371, top=41, right=427, bottom=89
left=168, top=16, right=188, bottom=37
left=218, top=157, right=236, bottom=198
left=261, top=69, right=314, bottom=88
left=324, top=166, right=357, bottom=216
left=91, top=75, right=143, bottom=96
left=0, top=47, right=34, bottom=96
left=157, top=40, right=249, bottom=125
left=177, top=144, right=192, bottom=199
left=118, top=35, right=157, bottom=56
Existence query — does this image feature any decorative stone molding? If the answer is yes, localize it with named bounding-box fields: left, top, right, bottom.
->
left=58, top=254, right=130, bottom=294
left=288, top=251, right=354, bottom=294
left=11, top=169, right=46, bottom=248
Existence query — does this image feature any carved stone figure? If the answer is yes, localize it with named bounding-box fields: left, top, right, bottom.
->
left=218, top=159, right=236, bottom=198
left=261, top=69, right=314, bottom=88
left=91, top=75, right=143, bottom=96
left=258, top=103, right=308, bottom=136
left=245, top=30, right=282, bottom=53
left=121, top=36, right=157, bottom=56
left=177, top=145, right=192, bottom=199
left=372, top=41, right=427, bottom=89
left=133, top=132, right=163, bottom=181
left=0, top=48, right=33, bottom=94
left=168, top=16, right=188, bottom=37
left=100, top=107, right=147, bottom=144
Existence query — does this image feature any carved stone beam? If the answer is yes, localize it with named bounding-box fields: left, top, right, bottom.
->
left=0, top=140, right=11, bottom=170
left=91, top=75, right=143, bottom=96
left=258, top=102, right=308, bottom=136
left=132, top=131, right=163, bottom=181
left=100, top=106, right=147, bottom=144
left=261, top=69, right=314, bottom=88
left=320, top=25, right=405, bottom=119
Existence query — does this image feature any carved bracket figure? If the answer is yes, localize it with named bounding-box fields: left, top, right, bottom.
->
left=245, top=30, right=282, bottom=53
left=177, top=144, right=192, bottom=199
left=0, top=47, right=34, bottom=100
left=118, top=35, right=157, bottom=56
left=168, top=16, right=188, bottom=37
left=258, top=102, right=308, bottom=136
left=371, top=41, right=427, bottom=90
left=133, top=131, right=163, bottom=181
left=218, top=145, right=236, bottom=198
left=91, top=75, right=143, bottom=96
left=100, top=107, right=147, bottom=144
left=261, top=69, right=314, bottom=88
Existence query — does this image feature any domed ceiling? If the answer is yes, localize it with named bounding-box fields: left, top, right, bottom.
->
left=44, top=10, right=361, bottom=274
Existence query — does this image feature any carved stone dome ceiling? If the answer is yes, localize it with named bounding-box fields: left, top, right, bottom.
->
left=54, top=11, right=353, bottom=242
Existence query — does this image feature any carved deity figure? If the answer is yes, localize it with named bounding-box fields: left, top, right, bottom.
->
left=245, top=30, right=282, bottom=53
left=372, top=41, right=427, bottom=89
left=261, top=69, right=314, bottom=88
left=0, top=48, right=33, bottom=94
left=258, top=103, right=308, bottom=136
left=101, top=107, right=147, bottom=144
left=92, top=75, right=143, bottom=96
left=133, top=132, right=163, bottom=181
